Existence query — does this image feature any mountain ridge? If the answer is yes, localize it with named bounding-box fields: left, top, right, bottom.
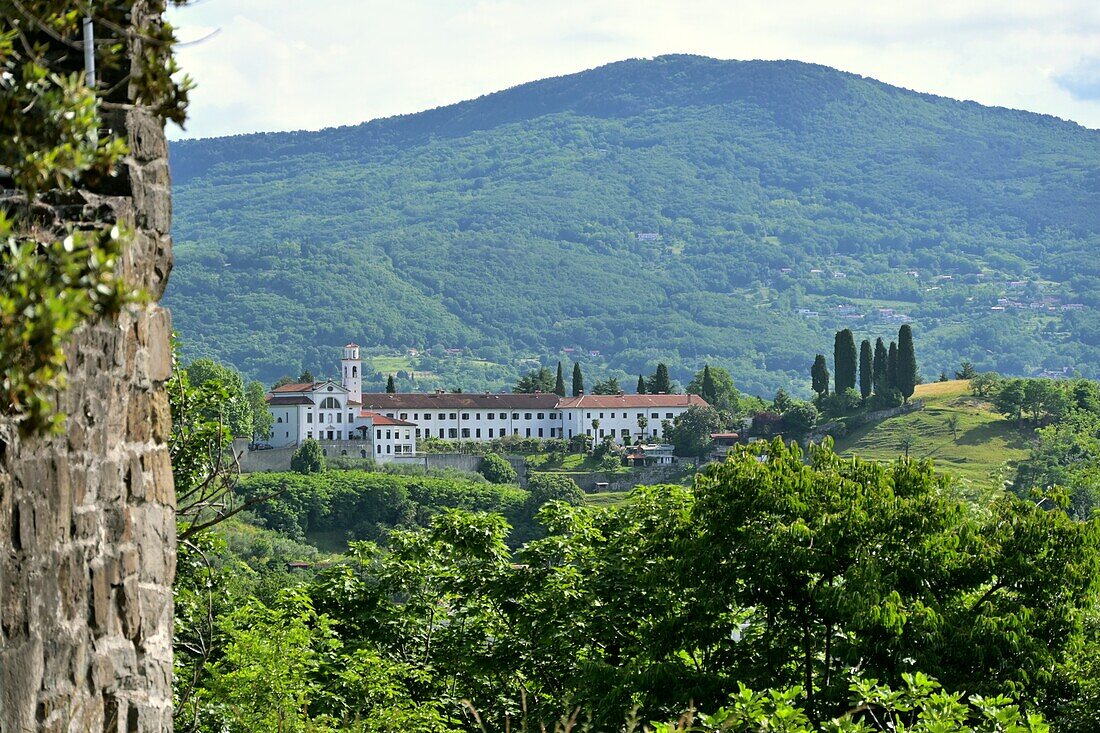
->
left=166, top=54, right=1100, bottom=395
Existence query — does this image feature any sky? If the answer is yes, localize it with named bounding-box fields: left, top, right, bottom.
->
left=166, top=0, right=1100, bottom=140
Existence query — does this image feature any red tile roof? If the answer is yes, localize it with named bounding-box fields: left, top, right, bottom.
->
left=266, top=395, right=315, bottom=405
left=556, top=394, right=708, bottom=409
left=271, top=382, right=318, bottom=393
left=360, top=410, right=416, bottom=427
left=271, top=380, right=347, bottom=394
left=358, top=392, right=561, bottom=410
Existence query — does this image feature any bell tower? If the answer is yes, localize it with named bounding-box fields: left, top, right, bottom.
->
left=341, top=342, right=361, bottom=400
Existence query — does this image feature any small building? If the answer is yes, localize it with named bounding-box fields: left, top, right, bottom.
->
left=709, top=432, right=741, bottom=462
left=624, top=443, right=676, bottom=467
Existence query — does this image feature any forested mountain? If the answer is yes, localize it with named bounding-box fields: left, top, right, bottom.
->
left=167, top=54, right=1100, bottom=395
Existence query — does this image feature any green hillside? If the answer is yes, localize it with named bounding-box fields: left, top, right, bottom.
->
left=834, top=380, right=1032, bottom=497
left=166, top=55, right=1100, bottom=394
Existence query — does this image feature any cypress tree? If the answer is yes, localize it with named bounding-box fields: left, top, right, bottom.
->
left=834, top=329, right=857, bottom=394
left=811, top=354, right=830, bottom=398
left=572, top=362, right=584, bottom=397
left=385, top=374, right=396, bottom=393
left=701, top=364, right=717, bottom=405
left=897, top=324, right=917, bottom=403
left=554, top=361, right=566, bottom=397
left=651, top=363, right=672, bottom=394
left=636, top=374, right=646, bottom=394
left=887, top=341, right=899, bottom=391
left=873, top=338, right=888, bottom=395
left=859, top=339, right=873, bottom=400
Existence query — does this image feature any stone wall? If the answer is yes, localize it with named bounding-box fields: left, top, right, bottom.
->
left=0, top=5, right=176, bottom=730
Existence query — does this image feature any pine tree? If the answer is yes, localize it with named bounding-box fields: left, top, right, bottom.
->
left=873, top=338, right=888, bottom=395
left=701, top=364, right=718, bottom=405
left=572, top=362, right=584, bottom=397
left=897, top=324, right=917, bottom=403
left=554, top=361, right=566, bottom=397
left=386, top=374, right=396, bottom=393
left=888, top=341, right=899, bottom=391
left=650, top=363, right=672, bottom=394
left=637, top=374, right=646, bottom=394
left=834, top=329, right=857, bottom=395
left=859, top=339, right=873, bottom=400
left=811, top=354, right=830, bottom=398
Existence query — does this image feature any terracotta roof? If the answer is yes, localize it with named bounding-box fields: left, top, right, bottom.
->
left=271, top=382, right=317, bottom=393
left=360, top=410, right=416, bottom=427
left=266, top=395, right=315, bottom=406
left=556, top=394, right=708, bottom=409
left=358, top=392, right=561, bottom=410
left=271, top=380, right=347, bottom=394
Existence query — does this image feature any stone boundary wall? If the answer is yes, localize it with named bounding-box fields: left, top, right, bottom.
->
left=808, top=399, right=925, bottom=443
left=0, top=7, right=177, bottom=728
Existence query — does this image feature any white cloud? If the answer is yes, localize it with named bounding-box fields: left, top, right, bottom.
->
left=167, top=0, right=1100, bottom=139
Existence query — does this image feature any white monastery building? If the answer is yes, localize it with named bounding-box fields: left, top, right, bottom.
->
left=266, top=344, right=707, bottom=459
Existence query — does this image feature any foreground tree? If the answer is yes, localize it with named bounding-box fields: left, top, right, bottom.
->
left=186, top=358, right=254, bottom=438
left=637, top=374, right=647, bottom=394
left=386, top=374, right=396, bottom=393
left=690, top=439, right=1100, bottom=721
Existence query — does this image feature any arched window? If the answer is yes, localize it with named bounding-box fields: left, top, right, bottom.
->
left=320, top=397, right=340, bottom=409
left=276, top=417, right=283, bottom=423
left=360, top=449, right=367, bottom=458
left=341, top=450, right=347, bottom=456
left=352, top=365, right=357, bottom=377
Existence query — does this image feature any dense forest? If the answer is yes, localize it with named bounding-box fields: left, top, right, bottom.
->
left=167, top=55, right=1100, bottom=395
left=171, top=351, right=1100, bottom=732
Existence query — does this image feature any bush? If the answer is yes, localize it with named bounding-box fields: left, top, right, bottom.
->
left=478, top=453, right=518, bottom=484
left=599, top=452, right=623, bottom=472
left=781, top=403, right=819, bottom=437
left=526, top=473, right=583, bottom=508
left=970, top=371, right=1002, bottom=397
left=290, top=439, right=325, bottom=474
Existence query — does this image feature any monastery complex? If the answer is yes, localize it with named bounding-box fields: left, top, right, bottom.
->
left=265, top=344, right=707, bottom=460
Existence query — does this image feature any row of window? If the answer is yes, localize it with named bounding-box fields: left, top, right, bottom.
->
left=386, top=411, right=558, bottom=422
left=587, top=428, right=660, bottom=438
left=298, top=410, right=356, bottom=424
left=305, top=428, right=415, bottom=443
left=585, top=411, right=674, bottom=420
left=414, top=426, right=560, bottom=439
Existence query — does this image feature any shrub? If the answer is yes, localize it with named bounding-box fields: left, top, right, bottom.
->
left=290, top=439, right=325, bottom=474
left=478, top=453, right=518, bottom=484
